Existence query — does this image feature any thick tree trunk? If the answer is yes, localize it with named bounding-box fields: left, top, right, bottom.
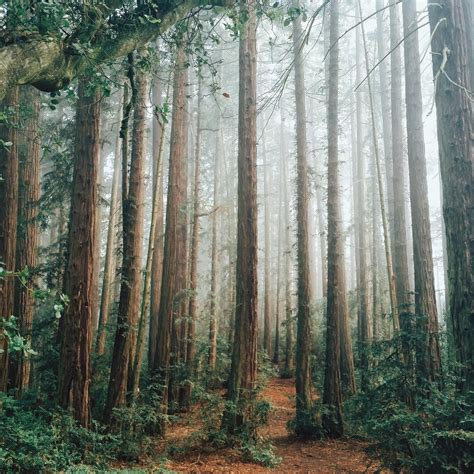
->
left=221, top=0, right=258, bottom=436
left=292, top=1, right=317, bottom=437
left=428, top=0, right=474, bottom=394
left=104, top=68, right=147, bottom=422
left=58, top=81, right=100, bottom=427
left=0, top=87, right=19, bottom=392
left=402, top=0, right=442, bottom=384
left=152, top=44, right=188, bottom=435
left=10, top=86, right=40, bottom=395
left=323, top=0, right=344, bottom=439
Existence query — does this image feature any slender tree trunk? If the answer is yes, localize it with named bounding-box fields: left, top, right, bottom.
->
left=222, top=0, right=258, bottom=436
left=376, top=0, right=394, bottom=248
left=402, top=0, right=442, bottom=384
left=428, top=0, right=474, bottom=394
left=280, top=107, right=293, bottom=377
left=10, top=86, right=40, bottom=395
left=149, top=74, right=165, bottom=369
left=273, top=157, right=283, bottom=366
left=130, top=79, right=168, bottom=400
left=152, top=44, right=188, bottom=435
left=262, top=131, right=272, bottom=358
left=389, top=0, right=412, bottom=355
left=104, top=67, right=147, bottom=422
left=323, top=0, right=344, bottom=438
left=355, top=13, right=371, bottom=392
left=185, top=76, right=202, bottom=399
left=58, top=80, right=100, bottom=427
left=208, top=94, right=219, bottom=371
left=359, top=0, right=399, bottom=334
left=292, top=1, right=318, bottom=437
left=0, top=87, right=19, bottom=392
left=96, top=97, right=122, bottom=357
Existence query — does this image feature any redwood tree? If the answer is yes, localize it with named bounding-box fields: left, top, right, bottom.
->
left=222, top=0, right=259, bottom=436
left=428, top=0, right=474, bottom=393
left=11, top=86, right=41, bottom=395
left=58, top=80, right=100, bottom=427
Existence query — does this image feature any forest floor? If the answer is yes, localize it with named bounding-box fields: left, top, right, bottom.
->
left=117, top=378, right=382, bottom=473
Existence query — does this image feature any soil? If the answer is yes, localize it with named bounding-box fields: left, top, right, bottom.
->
left=117, top=378, right=382, bottom=473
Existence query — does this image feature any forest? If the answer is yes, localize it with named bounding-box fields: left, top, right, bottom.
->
left=0, top=0, right=473, bottom=472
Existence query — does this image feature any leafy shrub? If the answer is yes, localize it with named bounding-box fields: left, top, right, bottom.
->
left=345, top=337, right=474, bottom=473
left=0, top=393, right=119, bottom=472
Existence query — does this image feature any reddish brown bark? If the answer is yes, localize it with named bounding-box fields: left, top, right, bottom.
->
left=0, top=87, right=19, bottom=392
left=323, top=0, right=344, bottom=438
left=152, top=44, right=188, bottom=434
left=58, top=81, right=100, bottom=427
left=11, top=87, right=40, bottom=395
left=104, top=68, right=147, bottom=422
left=428, top=0, right=474, bottom=393
left=222, top=0, right=258, bottom=435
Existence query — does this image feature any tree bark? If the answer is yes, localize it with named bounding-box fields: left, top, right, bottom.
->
left=262, top=130, right=272, bottom=358
left=58, top=80, right=100, bottom=427
left=10, top=86, right=40, bottom=395
left=152, top=44, right=188, bottom=435
left=149, top=74, right=165, bottom=370
left=104, top=67, right=147, bottom=423
left=355, top=8, right=371, bottom=392
left=402, top=0, right=442, bottom=384
left=221, top=0, right=258, bottom=436
left=292, top=1, right=316, bottom=437
left=323, top=0, right=344, bottom=439
left=389, top=0, right=413, bottom=355
left=208, top=91, right=219, bottom=372
left=428, top=0, right=474, bottom=394
left=96, top=103, right=122, bottom=357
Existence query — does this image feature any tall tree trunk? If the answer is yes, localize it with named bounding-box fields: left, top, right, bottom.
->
left=221, top=0, right=258, bottom=436
left=323, top=0, right=344, bottom=438
left=280, top=107, right=293, bottom=377
left=428, top=0, right=474, bottom=394
left=130, top=77, right=168, bottom=400
left=389, top=0, right=412, bottom=354
left=292, top=1, right=317, bottom=437
left=104, top=67, right=147, bottom=423
left=355, top=10, right=371, bottom=392
left=0, top=87, right=19, bottom=392
left=185, top=75, right=202, bottom=399
left=152, top=44, right=188, bottom=435
left=96, top=98, right=122, bottom=357
left=10, top=86, right=40, bottom=395
left=376, top=0, right=394, bottom=251
left=402, top=0, right=442, bottom=384
left=358, top=0, right=399, bottom=334
left=262, top=131, right=272, bottom=358
left=149, top=74, right=166, bottom=369
left=58, top=80, right=100, bottom=427
left=208, top=94, right=219, bottom=372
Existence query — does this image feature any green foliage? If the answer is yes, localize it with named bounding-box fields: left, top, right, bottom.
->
left=0, top=393, right=119, bottom=472
left=345, top=337, right=474, bottom=473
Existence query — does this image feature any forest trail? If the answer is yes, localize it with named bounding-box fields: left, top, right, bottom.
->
left=156, top=378, right=380, bottom=473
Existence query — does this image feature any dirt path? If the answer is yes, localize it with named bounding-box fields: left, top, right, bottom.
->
left=158, top=378, right=380, bottom=473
